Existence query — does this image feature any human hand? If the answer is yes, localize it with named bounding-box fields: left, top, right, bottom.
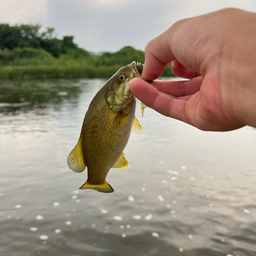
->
left=129, top=8, right=256, bottom=131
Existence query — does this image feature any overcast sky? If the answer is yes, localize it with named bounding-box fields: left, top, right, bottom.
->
left=0, top=0, right=256, bottom=52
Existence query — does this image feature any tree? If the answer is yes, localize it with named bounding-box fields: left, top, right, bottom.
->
left=0, top=24, right=21, bottom=50
left=0, top=23, right=90, bottom=59
left=63, top=36, right=77, bottom=49
left=18, top=24, right=41, bottom=48
left=41, top=27, right=55, bottom=40
left=40, top=38, right=63, bottom=57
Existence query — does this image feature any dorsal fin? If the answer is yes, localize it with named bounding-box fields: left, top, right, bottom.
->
left=67, top=136, right=86, bottom=173
left=112, top=152, right=130, bottom=168
left=132, top=117, right=144, bottom=133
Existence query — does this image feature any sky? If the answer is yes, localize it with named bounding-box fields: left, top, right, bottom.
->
left=0, top=0, right=256, bottom=53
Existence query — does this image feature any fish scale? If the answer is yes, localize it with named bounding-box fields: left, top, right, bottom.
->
left=83, top=102, right=135, bottom=184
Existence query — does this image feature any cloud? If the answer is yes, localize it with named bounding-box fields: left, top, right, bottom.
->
left=0, top=0, right=47, bottom=25
left=0, top=0, right=256, bottom=52
left=45, top=0, right=177, bottom=52
left=45, top=0, right=256, bottom=51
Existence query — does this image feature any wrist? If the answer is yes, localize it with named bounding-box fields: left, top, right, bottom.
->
left=217, top=11, right=256, bottom=128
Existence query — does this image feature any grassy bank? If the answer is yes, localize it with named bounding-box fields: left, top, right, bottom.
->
left=0, top=64, right=122, bottom=79
left=0, top=63, right=173, bottom=80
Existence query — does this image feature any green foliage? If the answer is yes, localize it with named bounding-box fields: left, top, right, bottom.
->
left=0, top=24, right=20, bottom=50
left=0, top=64, right=123, bottom=79
left=0, top=23, right=90, bottom=58
left=63, top=36, right=77, bottom=49
left=41, top=27, right=55, bottom=40
left=0, top=23, right=173, bottom=79
left=40, top=38, right=63, bottom=57
left=92, top=46, right=144, bottom=67
left=60, top=48, right=90, bottom=59
left=0, top=24, right=41, bottom=50
left=0, top=48, right=54, bottom=65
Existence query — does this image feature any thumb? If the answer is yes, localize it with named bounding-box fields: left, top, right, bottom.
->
left=142, top=28, right=176, bottom=81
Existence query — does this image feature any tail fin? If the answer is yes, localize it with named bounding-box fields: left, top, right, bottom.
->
left=79, top=180, right=114, bottom=193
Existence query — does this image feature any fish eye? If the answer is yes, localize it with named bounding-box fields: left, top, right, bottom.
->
left=118, top=75, right=125, bottom=83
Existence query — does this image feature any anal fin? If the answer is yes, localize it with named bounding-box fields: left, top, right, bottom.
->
left=67, top=136, right=86, bottom=173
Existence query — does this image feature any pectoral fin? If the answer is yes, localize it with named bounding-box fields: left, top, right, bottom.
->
left=132, top=117, right=144, bottom=133
left=80, top=180, right=114, bottom=193
left=112, top=152, right=130, bottom=168
left=67, top=136, right=86, bottom=173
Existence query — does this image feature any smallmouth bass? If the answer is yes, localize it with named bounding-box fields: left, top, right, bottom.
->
left=67, top=61, right=144, bottom=193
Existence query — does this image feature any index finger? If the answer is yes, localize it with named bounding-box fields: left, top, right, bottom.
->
left=129, top=78, right=190, bottom=124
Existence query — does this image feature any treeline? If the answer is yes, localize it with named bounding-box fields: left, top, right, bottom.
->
left=0, top=24, right=89, bottom=58
left=0, top=24, right=172, bottom=79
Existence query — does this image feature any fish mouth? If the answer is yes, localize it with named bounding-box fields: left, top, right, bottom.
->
left=130, top=61, right=143, bottom=79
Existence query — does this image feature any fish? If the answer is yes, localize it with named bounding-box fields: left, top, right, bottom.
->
left=67, top=61, right=144, bottom=193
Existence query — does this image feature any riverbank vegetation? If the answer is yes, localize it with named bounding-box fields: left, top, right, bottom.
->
left=0, top=24, right=173, bottom=79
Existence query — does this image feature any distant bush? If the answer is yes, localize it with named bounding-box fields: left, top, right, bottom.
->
left=0, top=48, right=54, bottom=65
left=92, top=46, right=145, bottom=67
left=61, top=48, right=90, bottom=59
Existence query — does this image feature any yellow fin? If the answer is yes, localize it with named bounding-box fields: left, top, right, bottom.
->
left=141, top=102, right=147, bottom=117
left=79, top=181, right=114, bottom=193
left=112, top=152, right=130, bottom=168
left=67, top=136, right=86, bottom=173
left=132, top=117, right=144, bottom=133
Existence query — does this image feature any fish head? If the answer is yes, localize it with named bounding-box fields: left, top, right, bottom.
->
left=112, top=61, right=143, bottom=99
left=106, top=61, right=143, bottom=111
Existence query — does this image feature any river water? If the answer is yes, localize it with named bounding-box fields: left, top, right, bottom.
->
left=0, top=78, right=256, bottom=256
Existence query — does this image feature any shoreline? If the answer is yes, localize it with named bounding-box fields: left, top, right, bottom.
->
left=0, top=64, right=173, bottom=80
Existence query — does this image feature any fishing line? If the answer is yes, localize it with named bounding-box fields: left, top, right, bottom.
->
left=96, top=169, right=122, bottom=255
left=97, top=230, right=106, bottom=256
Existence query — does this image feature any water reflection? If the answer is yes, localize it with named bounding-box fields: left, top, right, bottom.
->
left=0, top=79, right=101, bottom=135
left=0, top=79, right=82, bottom=115
left=0, top=78, right=256, bottom=256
